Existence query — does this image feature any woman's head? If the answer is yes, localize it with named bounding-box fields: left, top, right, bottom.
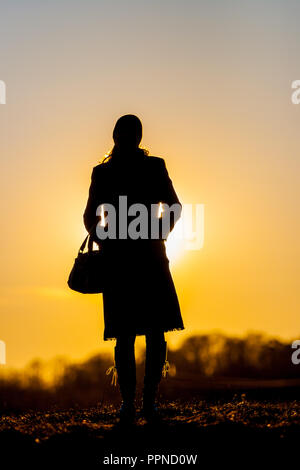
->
left=113, top=114, right=143, bottom=151
left=102, top=114, right=149, bottom=163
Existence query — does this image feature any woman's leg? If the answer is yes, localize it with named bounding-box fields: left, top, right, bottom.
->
left=114, top=334, right=136, bottom=420
left=142, top=329, right=166, bottom=419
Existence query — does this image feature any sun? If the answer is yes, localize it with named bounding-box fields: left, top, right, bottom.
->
left=157, top=203, right=185, bottom=264
left=165, top=222, right=185, bottom=264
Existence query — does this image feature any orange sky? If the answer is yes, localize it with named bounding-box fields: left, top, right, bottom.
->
left=0, top=1, right=299, bottom=367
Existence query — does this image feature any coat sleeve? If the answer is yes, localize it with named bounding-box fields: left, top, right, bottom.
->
left=159, top=159, right=182, bottom=207
left=83, top=167, right=100, bottom=234
left=158, top=159, right=182, bottom=237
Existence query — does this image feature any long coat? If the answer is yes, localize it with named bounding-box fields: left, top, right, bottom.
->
left=83, top=149, right=185, bottom=340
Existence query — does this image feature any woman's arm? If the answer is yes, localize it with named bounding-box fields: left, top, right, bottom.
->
left=158, top=159, right=182, bottom=237
left=83, top=167, right=100, bottom=235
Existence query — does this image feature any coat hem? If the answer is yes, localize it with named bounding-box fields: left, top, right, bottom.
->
left=103, top=326, right=185, bottom=342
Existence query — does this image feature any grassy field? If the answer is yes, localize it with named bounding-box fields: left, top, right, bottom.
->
left=1, top=335, right=300, bottom=466
left=1, top=397, right=299, bottom=466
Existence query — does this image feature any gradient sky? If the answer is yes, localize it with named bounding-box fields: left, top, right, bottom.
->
left=0, top=0, right=299, bottom=367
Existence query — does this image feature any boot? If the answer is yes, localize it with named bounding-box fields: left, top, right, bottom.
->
left=114, top=344, right=136, bottom=425
left=141, top=339, right=167, bottom=423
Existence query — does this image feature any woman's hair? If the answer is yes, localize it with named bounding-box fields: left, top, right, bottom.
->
left=101, top=114, right=149, bottom=164
left=101, top=145, right=149, bottom=164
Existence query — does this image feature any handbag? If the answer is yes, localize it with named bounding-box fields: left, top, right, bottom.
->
left=67, top=229, right=107, bottom=294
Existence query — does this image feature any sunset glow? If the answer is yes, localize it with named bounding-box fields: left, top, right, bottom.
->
left=0, top=1, right=299, bottom=368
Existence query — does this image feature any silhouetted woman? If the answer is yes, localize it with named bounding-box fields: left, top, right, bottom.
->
left=83, top=114, right=184, bottom=424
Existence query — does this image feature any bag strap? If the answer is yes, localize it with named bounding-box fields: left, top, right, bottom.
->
left=78, top=222, right=99, bottom=253
left=79, top=234, right=90, bottom=253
